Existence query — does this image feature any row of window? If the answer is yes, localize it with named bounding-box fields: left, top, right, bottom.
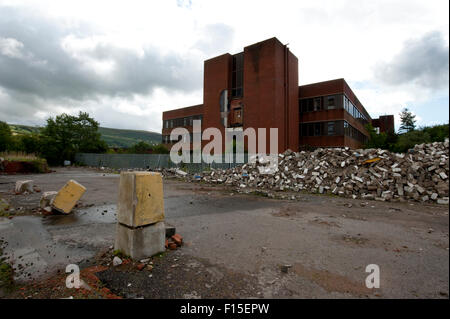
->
left=300, top=120, right=368, bottom=144
left=299, top=94, right=369, bottom=126
left=162, top=132, right=202, bottom=144
left=343, top=121, right=368, bottom=144
left=299, top=94, right=342, bottom=112
left=343, top=96, right=369, bottom=126
left=163, top=115, right=203, bottom=129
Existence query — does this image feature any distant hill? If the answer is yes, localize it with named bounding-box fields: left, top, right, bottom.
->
left=9, top=124, right=41, bottom=135
left=98, top=127, right=161, bottom=148
left=8, top=124, right=161, bottom=148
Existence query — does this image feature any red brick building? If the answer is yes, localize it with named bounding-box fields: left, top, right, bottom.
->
left=162, top=37, right=394, bottom=152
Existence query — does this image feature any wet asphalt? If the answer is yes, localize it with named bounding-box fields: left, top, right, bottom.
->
left=0, top=168, right=448, bottom=298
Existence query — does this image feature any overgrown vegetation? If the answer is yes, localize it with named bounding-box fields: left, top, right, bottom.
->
left=0, top=152, right=48, bottom=173
left=365, top=109, right=449, bottom=153
left=0, top=240, right=14, bottom=293
left=108, top=141, right=169, bottom=154
left=8, top=124, right=162, bottom=148
left=2, top=113, right=165, bottom=166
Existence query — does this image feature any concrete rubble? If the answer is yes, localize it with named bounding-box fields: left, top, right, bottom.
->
left=39, top=191, right=58, bottom=209
left=14, top=180, right=34, bottom=194
left=51, top=180, right=86, bottom=214
left=173, top=140, right=449, bottom=204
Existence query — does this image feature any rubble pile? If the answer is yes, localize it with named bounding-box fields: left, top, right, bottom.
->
left=197, top=140, right=449, bottom=204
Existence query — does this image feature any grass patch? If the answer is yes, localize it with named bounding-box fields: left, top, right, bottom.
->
left=0, top=151, right=48, bottom=173
left=0, top=199, right=10, bottom=217
left=0, top=262, right=13, bottom=292
left=0, top=151, right=40, bottom=161
left=0, top=241, right=14, bottom=293
left=112, top=250, right=129, bottom=259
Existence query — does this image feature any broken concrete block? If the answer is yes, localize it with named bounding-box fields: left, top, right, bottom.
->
left=280, top=264, right=292, bottom=273
left=52, top=180, right=86, bottom=214
left=113, top=256, right=122, bottom=266
left=437, top=198, right=449, bottom=205
left=175, top=169, right=188, bottom=176
left=114, top=221, right=165, bottom=260
left=39, top=191, right=58, bottom=208
left=15, top=180, right=33, bottom=194
left=176, top=140, right=448, bottom=204
left=117, top=171, right=164, bottom=228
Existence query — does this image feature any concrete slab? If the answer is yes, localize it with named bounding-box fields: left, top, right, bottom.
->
left=117, top=172, right=164, bottom=227
left=114, top=222, right=165, bottom=260
left=52, top=180, right=86, bottom=214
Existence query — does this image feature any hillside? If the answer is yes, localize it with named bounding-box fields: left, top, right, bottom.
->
left=8, top=124, right=161, bottom=148
left=98, top=127, right=161, bottom=148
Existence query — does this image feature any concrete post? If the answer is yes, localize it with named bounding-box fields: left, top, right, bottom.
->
left=114, top=172, right=165, bottom=260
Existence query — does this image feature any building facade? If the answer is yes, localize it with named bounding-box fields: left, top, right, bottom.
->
left=162, top=37, right=393, bottom=153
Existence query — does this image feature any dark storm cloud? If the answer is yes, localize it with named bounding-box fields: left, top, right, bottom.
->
left=0, top=6, right=204, bottom=101
left=375, top=31, right=449, bottom=90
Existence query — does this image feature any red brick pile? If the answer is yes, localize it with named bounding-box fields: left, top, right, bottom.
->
left=165, top=233, right=183, bottom=250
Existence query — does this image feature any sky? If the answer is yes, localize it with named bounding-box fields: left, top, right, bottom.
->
left=0, top=0, right=448, bottom=133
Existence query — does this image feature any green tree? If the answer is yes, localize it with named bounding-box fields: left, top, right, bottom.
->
left=19, top=133, right=42, bottom=154
left=152, top=144, right=169, bottom=154
left=0, top=121, right=13, bottom=152
left=398, top=108, right=416, bottom=133
left=393, top=130, right=431, bottom=153
left=128, top=141, right=152, bottom=154
left=421, top=124, right=449, bottom=142
left=364, top=123, right=388, bottom=149
left=40, top=112, right=107, bottom=165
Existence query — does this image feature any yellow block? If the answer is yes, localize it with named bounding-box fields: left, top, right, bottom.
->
left=117, top=172, right=164, bottom=227
left=363, top=157, right=382, bottom=164
left=52, top=180, right=86, bottom=214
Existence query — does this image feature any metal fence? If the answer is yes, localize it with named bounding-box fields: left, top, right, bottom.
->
left=74, top=153, right=248, bottom=173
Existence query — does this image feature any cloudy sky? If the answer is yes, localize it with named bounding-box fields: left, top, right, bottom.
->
left=0, top=0, right=448, bottom=132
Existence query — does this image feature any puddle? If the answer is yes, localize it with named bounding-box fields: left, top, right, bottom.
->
left=1, top=216, right=95, bottom=282
left=42, top=204, right=117, bottom=226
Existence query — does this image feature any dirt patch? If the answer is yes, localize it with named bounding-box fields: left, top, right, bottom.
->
left=292, top=263, right=374, bottom=296
left=309, top=217, right=341, bottom=228
left=339, top=234, right=370, bottom=246
left=96, top=251, right=263, bottom=299
left=272, top=206, right=301, bottom=218
left=1, top=160, right=49, bottom=174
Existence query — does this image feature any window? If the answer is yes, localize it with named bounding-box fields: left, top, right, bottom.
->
left=327, top=122, right=335, bottom=135
left=307, top=99, right=314, bottom=112
left=314, top=123, right=321, bottom=136
left=327, top=96, right=335, bottom=109
left=232, top=52, right=244, bottom=98
left=308, top=123, right=314, bottom=136
left=301, top=124, right=307, bottom=136
left=313, top=98, right=322, bottom=111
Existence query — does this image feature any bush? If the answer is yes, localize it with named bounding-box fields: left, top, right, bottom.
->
left=365, top=123, right=448, bottom=153
left=0, top=121, right=12, bottom=152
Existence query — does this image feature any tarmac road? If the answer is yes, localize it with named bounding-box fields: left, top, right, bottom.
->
left=0, top=167, right=448, bottom=298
